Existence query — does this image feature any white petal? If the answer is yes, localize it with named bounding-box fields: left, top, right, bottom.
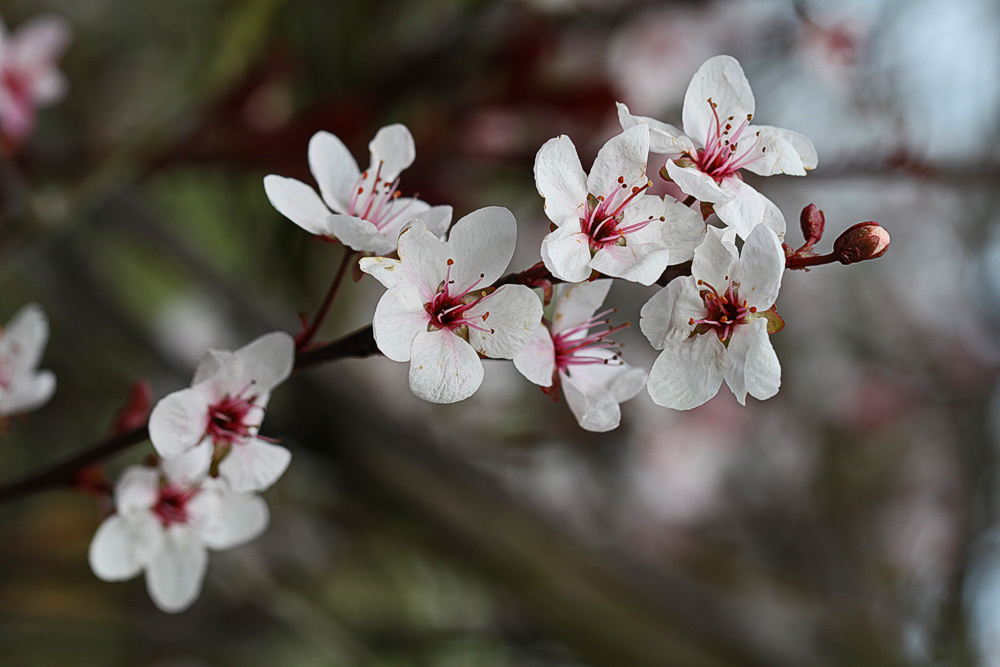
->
left=371, top=284, right=430, bottom=362
left=551, top=279, right=612, bottom=335
left=263, top=176, right=335, bottom=237
left=664, top=161, right=730, bottom=204
left=660, top=197, right=707, bottom=265
left=742, top=125, right=817, bottom=177
left=512, top=325, right=556, bottom=387
left=745, top=319, right=781, bottom=401
left=145, top=526, right=208, bottom=613
left=723, top=324, right=753, bottom=405
left=148, top=388, right=211, bottom=458
left=114, top=465, right=161, bottom=515
left=616, top=102, right=696, bottom=156
left=0, top=370, right=55, bottom=415
left=2, top=303, right=48, bottom=375
left=735, top=224, right=784, bottom=311
left=308, top=131, right=360, bottom=212
left=194, top=480, right=270, bottom=550
left=533, top=135, right=588, bottom=225
left=466, top=285, right=543, bottom=359
left=192, top=349, right=234, bottom=385
left=89, top=514, right=158, bottom=582
left=396, top=219, right=449, bottom=298
left=445, top=206, right=517, bottom=289
left=31, top=70, right=67, bottom=106
left=647, top=335, right=727, bottom=410
left=682, top=55, right=755, bottom=147
left=234, top=331, right=295, bottom=395
left=368, top=124, right=415, bottom=181
left=562, top=372, right=622, bottom=433
left=692, top=226, right=739, bottom=292
left=414, top=204, right=453, bottom=240
left=408, top=330, right=484, bottom=404
left=326, top=214, right=392, bottom=255
left=160, top=444, right=212, bottom=486
left=217, top=439, right=292, bottom=493
left=8, top=15, right=71, bottom=66
left=714, top=178, right=785, bottom=240
left=540, top=218, right=593, bottom=283
left=639, top=277, right=701, bottom=350
left=587, top=125, right=649, bottom=199
left=590, top=242, right=671, bottom=286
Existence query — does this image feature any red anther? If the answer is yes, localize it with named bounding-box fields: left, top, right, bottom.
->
left=447, top=258, right=454, bottom=265
left=617, top=176, right=624, bottom=183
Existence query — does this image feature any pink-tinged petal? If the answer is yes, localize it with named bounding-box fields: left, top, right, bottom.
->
left=735, top=224, right=784, bottom=311
left=0, top=370, right=55, bottom=416
left=534, top=135, right=588, bottom=225
left=692, top=226, right=739, bottom=292
left=742, top=125, right=818, bottom=177
left=587, top=125, right=649, bottom=199
left=512, top=325, right=556, bottom=387
left=160, top=444, right=212, bottom=486
left=89, top=514, right=162, bottom=582
left=145, top=526, right=208, bottom=613
left=660, top=197, right=707, bottom=265
left=540, top=218, right=592, bottom=283
left=192, top=349, right=234, bottom=385
left=551, top=280, right=611, bottom=335
left=371, top=284, right=430, bottom=362
left=745, top=319, right=781, bottom=401
left=308, top=131, right=360, bottom=213
left=723, top=323, right=753, bottom=405
left=194, top=480, right=270, bottom=550
left=682, top=55, right=755, bottom=146
left=616, top=102, right=695, bottom=156
left=714, top=178, right=785, bottom=240
left=149, top=388, right=211, bottom=458
left=234, top=331, right=294, bottom=395
left=446, top=206, right=517, bottom=289
left=664, top=161, right=730, bottom=204
left=327, top=214, right=395, bottom=255
left=263, top=176, right=335, bottom=237
left=8, top=15, right=71, bottom=66
left=368, top=124, right=415, bottom=181
left=114, top=465, right=161, bottom=515
left=216, top=439, right=291, bottom=494
left=639, top=277, right=701, bottom=350
left=31, top=70, right=67, bottom=106
left=466, top=285, right=543, bottom=359
left=590, top=242, right=671, bottom=286
left=2, top=303, right=48, bottom=376
left=647, top=334, right=727, bottom=410
left=408, top=330, right=484, bottom=404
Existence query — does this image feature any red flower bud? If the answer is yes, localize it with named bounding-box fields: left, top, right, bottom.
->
left=799, top=204, right=825, bottom=247
left=833, top=222, right=890, bottom=264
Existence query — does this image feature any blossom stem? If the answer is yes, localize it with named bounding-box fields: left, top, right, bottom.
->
left=296, top=249, right=357, bottom=350
left=785, top=251, right=838, bottom=270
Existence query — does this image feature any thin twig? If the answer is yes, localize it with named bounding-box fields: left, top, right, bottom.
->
left=296, top=249, right=356, bottom=350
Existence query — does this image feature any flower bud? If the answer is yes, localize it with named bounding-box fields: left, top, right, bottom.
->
left=799, top=204, right=825, bottom=247
left=833, top=222, right=890, bottom=264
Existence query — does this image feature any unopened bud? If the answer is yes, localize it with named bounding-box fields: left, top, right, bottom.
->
left=833, top=222, right=890, bottom=264
left=799, top=204, right=825, bottom=247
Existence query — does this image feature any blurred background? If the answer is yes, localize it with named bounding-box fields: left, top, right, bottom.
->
left=0, top=0, right=999, bottom=665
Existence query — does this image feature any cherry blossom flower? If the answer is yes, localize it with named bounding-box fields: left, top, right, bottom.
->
left=617, top=55, right=818, bottom=240
left=148, top=332, right=295, bottom=493
left=534, top=125, right=705, bottom=285
left=360, top=207, right=543, bottom=404
left=88, top=462, right=269, bottom=613
left=0, top=303, right=55, bottom=417
left=263, top=124, right=452, bottom=255
left=513, top=280, right=647, bottom=432
left=640, top=224, right=785, bottom=410
left=0, top=14, right=71, bottom=145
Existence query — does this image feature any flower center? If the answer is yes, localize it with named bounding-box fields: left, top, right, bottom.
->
left=346, top=161, right=418, bottom=232
left=581, top=177, right=654, bottom=249
left=689, top=278, right=756, bottom=343
left=205, top=389, right=258, bottom=446
left=1, top=67, right=32, bottom=108
left=153, top=484, right=198, bottom=527
left=552, top=309, right=628, bottom=373
left=692, top=98, right=765, bottom=182
left=424, top=259, right=496, bottom=336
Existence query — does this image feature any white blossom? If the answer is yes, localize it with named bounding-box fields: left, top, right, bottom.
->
left=513, top=280, right=647, bottom=432
left=264, top=124, right=452, bottom=255
left=0, top=14, right=71, bottom=143
left=0, top=303, right=55, bottom=417
left=534, top=125, right=704, bottom=285
left=88, top=463, right=268, bottom=613
left=641, top=224, right=785, bottom=410
left=360, top=207, right=543, bottom=404
left=148, top=332, right=295, bottom=493
left=618, top=55, right=817, bottom=240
